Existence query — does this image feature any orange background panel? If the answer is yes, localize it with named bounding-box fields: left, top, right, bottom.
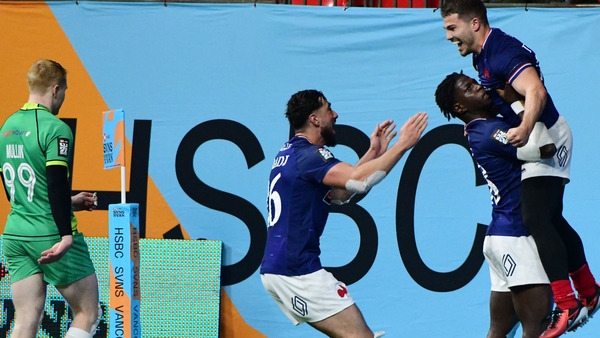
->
left=0, top=3, right=181, bottom=239
left=0, top=3, right=259, bottom=337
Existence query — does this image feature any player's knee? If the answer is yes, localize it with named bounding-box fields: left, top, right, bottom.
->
left=89, top=303, right=102, bottom=334
left=72, top=302, right=101, bottom=333
left=37, top=310, right=45, bottom=329
left=13, top=318, right=42, bottom=336
left=14, top=308, right=44, bottom=331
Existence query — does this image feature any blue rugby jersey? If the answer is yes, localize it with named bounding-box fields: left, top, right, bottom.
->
left=260, top=136, right=341, bottom=276
left=473, top=28, right=560, bottom=129
left=466, top=117, right=529, bottom=237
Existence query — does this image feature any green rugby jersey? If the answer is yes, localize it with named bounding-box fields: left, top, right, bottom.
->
left=0, top=103, right=78, bottom=241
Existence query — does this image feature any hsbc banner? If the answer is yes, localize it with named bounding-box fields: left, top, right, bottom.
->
left=0, top=3, right=599, bottom=337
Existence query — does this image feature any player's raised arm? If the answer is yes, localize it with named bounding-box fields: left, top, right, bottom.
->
left=329, top=120, right=398, bottom=204
left=323, top=112, right=427, bottom=194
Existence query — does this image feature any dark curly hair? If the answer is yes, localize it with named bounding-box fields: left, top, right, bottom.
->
left=285, top=90, right=327, bottom=131
left=434, top=72, right=464, bottom=121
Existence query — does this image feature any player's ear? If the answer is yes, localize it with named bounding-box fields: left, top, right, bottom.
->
left=471, top=17, right=481, bottom=31
left=51, top=84, right=60, bottom=98
left=453, top=102, right=467, bottom=115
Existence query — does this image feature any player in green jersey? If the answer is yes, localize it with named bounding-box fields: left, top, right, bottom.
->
left=0, top=60, right=100, bottom=338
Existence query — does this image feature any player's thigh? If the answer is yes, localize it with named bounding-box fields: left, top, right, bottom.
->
left=56, top=273, right=99, bottom=313
left=488, top=291, right=518, bottom=338
left=11, top=273, right=47, bottom=322
left=308, top=304, right=372, bottom=338
left=510, top=284, right=552, bottom=332
left=41, top=233, right=96, bottom=287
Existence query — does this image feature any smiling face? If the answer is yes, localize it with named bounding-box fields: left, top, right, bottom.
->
left=443, top=13, right=478, bottom=57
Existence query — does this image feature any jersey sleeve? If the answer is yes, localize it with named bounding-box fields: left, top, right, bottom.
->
left=44, top=121, right=74, bottom=166
left=479, top=125, right=518, bottom=160
left=297, top=146, right=341, bottom=183
left=468, top=120, right=519, bottom=161
left=490, top=42, right=534, bottom=85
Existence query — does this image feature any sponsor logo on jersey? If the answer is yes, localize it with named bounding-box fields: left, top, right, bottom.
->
left=317, top=147, right=333, bottom=162
left=1, top=130, right=26, bottom=137
left=58, top=138, right=69, bottom=157
left=491, top=128, right=509, bottom=145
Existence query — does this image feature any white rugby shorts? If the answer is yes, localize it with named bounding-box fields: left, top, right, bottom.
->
left=483, top=235, right=549, bottom=292
left=261, top=269, right=355, bottom=325
left=522, top=115, right=572, bottom=182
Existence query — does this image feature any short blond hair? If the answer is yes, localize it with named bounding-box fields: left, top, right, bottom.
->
left=27, top=59, right=67, bottom=94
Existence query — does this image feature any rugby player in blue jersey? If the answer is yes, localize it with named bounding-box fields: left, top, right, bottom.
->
left=260, top=89, right=427, bottom=338
left=440, top=1, right=599, bottom=336
left=436, top=72, right=556, bottom=338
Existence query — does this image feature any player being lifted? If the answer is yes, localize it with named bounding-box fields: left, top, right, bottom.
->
left=436, top=72, right=556, bottom=338
left=440, top=1, right=600, bottom=336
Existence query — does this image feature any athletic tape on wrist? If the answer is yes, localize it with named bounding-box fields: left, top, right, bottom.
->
left=345, top=170, right=386, bottom=194
left=511, top=101, right=525, bottom=114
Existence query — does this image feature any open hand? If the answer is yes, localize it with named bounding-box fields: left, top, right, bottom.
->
left=398, top=112, right=428, bottom=150
left=369, top=120, right=397, bottom=157
left=38, top=235, right=73, bottom=264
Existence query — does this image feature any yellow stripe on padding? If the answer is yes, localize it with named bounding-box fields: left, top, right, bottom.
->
left=46, top=160, right=68, bottom=167
left=46, top=160, right=71, bottom=178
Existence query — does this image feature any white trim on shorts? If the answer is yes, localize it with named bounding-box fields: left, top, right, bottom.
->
left=522, top=115, right=571, bottom=182
left=261, top=269, right=355, bottom=325
left=483, top=235, right=549, bottom=292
